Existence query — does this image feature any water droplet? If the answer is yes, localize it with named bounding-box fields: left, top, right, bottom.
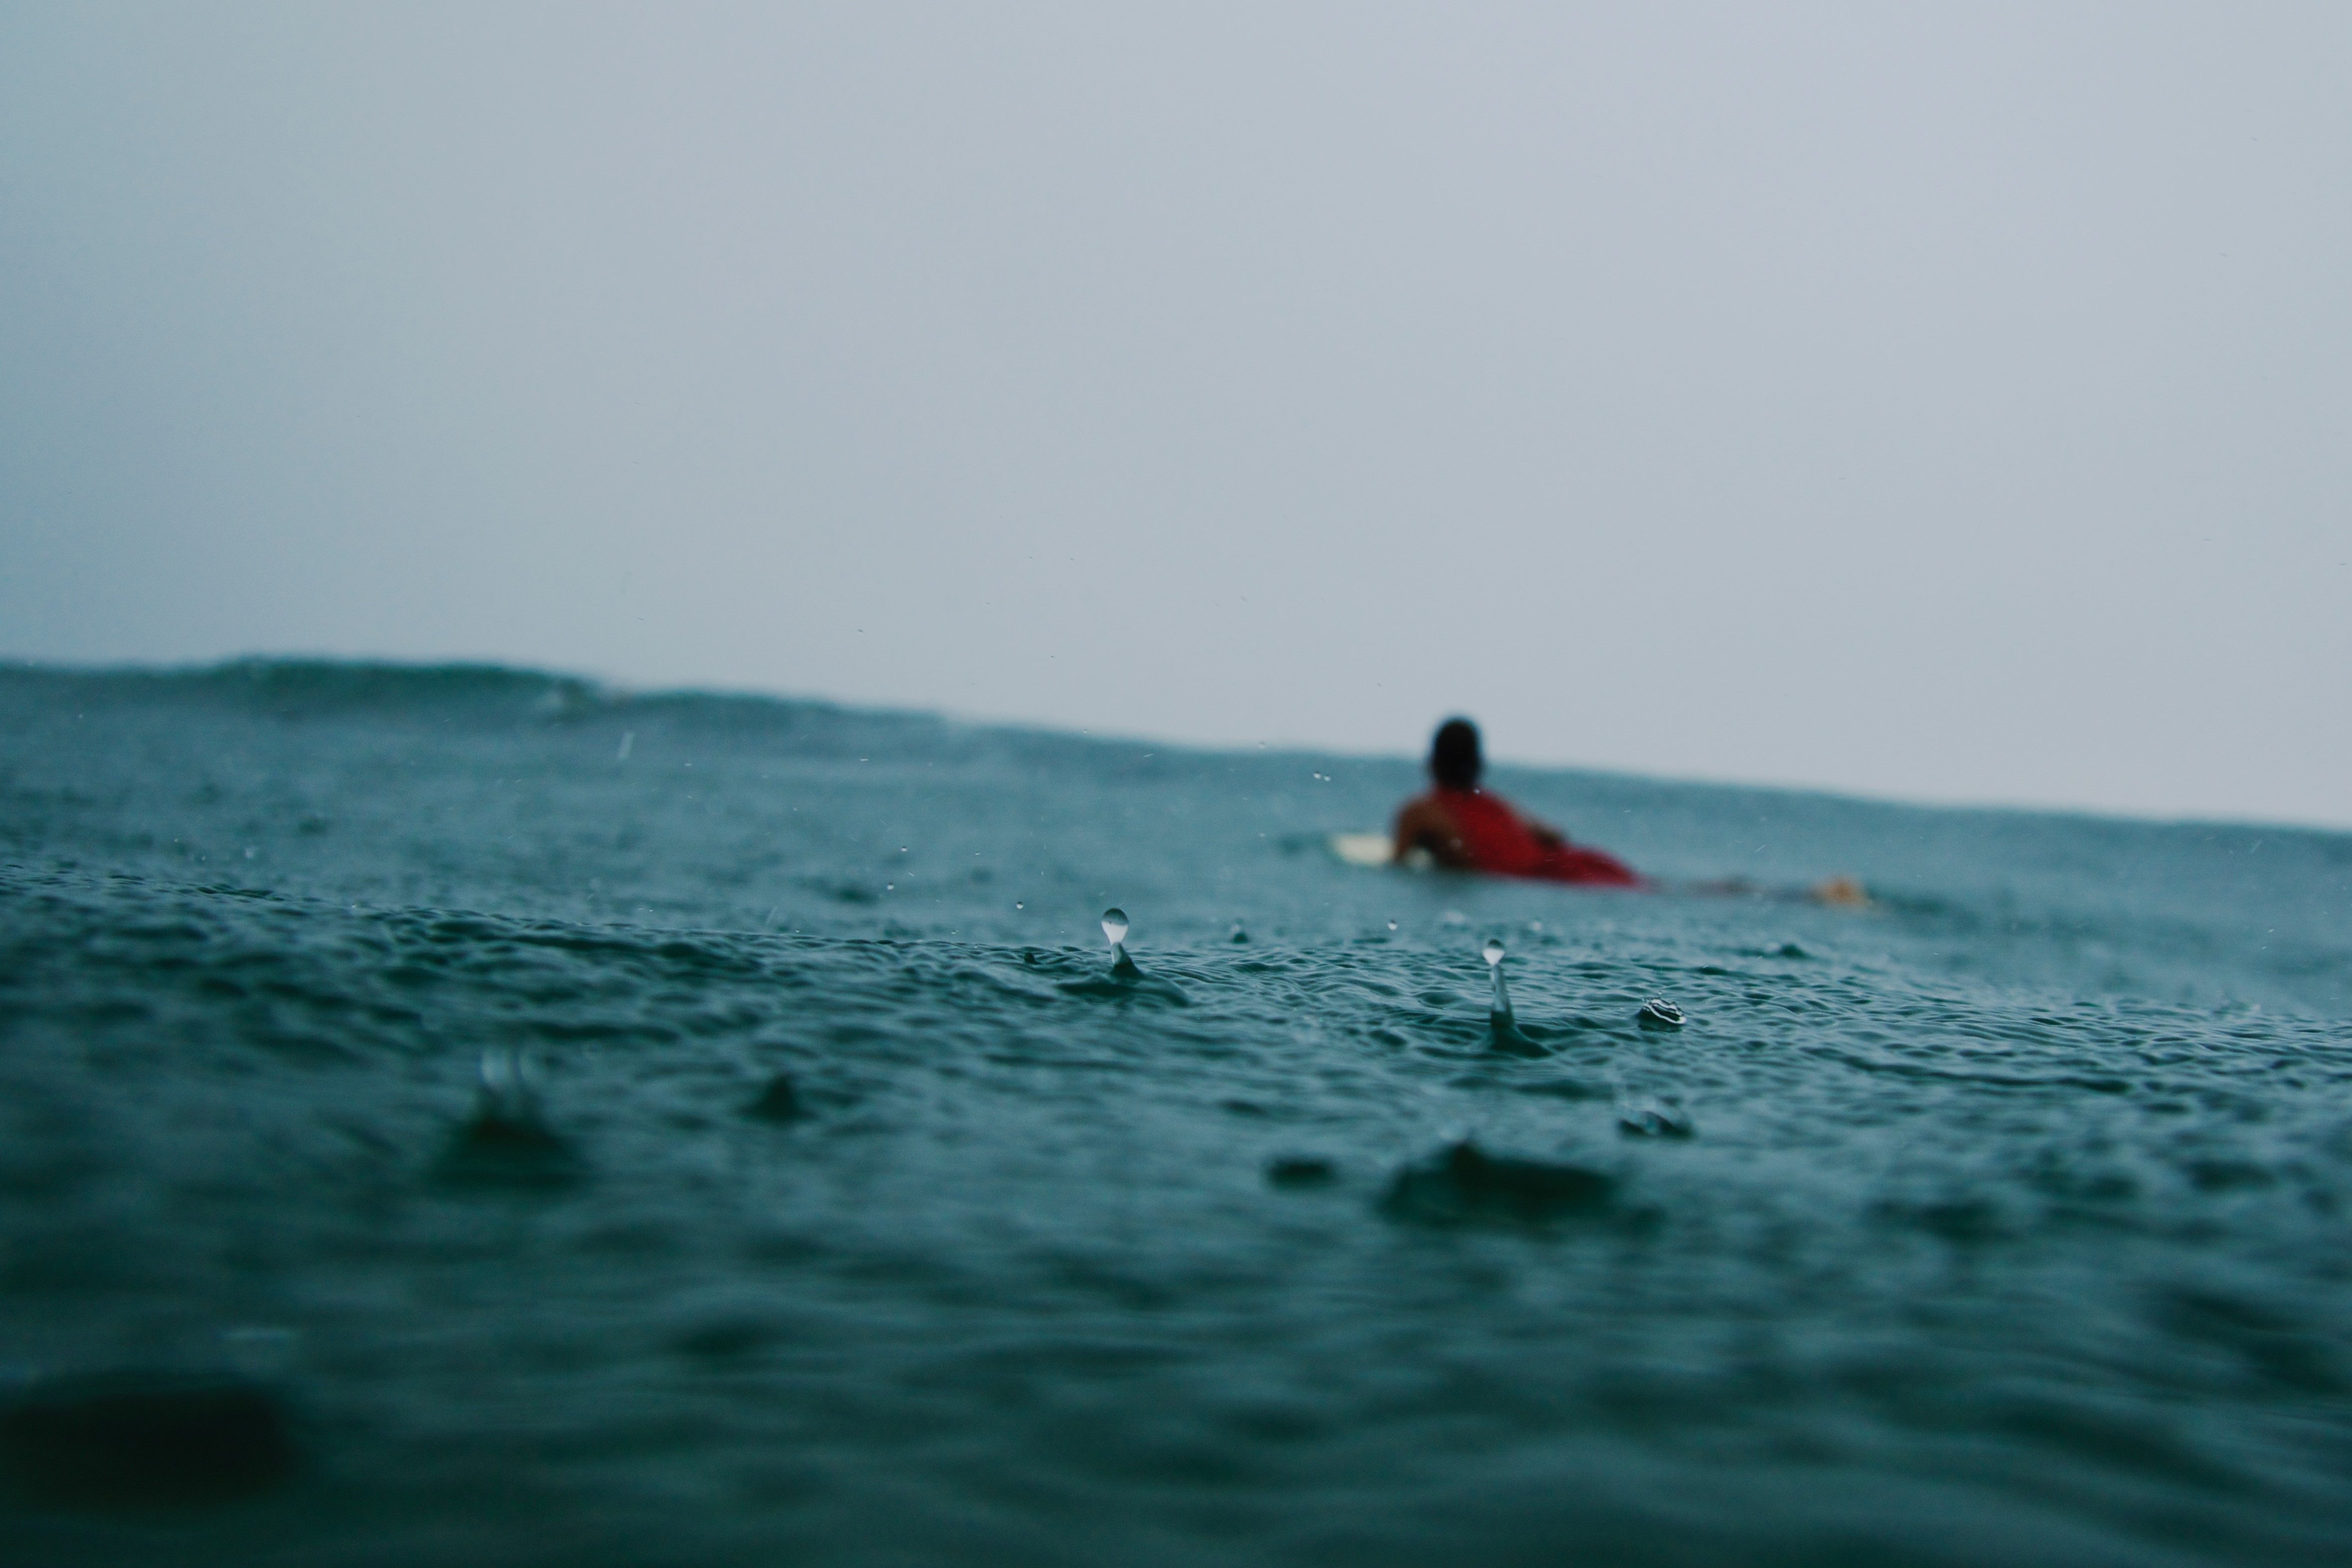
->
left=884, top=882, right=894, bottom=892
left=1101, top=908, right=1129, bottom=947
left=1014, top=901, right=1024, bottom=910
left=1485, top=942, right=1513, bottom=1022
left=479, top=1048, right=518, bottom=1097
left=1386, top=920, right=1399, bottom=932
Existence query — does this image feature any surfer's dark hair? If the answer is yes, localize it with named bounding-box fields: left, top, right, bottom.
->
left=1430, top=718, right=1482, bottom=789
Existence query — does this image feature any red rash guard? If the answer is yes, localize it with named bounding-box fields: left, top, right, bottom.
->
left=1435, top=788, right=1643, bottom=887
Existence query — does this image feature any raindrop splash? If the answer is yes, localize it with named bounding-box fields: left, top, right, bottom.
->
left=438, top=1048, right=580, bottom=1187
left=479, top=1046, right=523, bottom=1107
left=1102, top=907, right=1139, bottom=978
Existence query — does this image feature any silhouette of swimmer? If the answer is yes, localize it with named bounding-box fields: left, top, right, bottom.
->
left=1391, top=719, right=1643, bottom=886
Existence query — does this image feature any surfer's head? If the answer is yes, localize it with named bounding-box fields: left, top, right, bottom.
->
left=1430, top=719, right=1482, bottom=789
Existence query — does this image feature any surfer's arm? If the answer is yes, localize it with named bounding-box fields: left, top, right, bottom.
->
left=1392, top=796, right=1474, bottom=869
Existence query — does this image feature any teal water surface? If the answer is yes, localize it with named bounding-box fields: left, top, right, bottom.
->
left=2, top=661, right=2349, bottom=1565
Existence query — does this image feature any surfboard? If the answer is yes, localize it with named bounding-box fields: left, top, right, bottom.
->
left=1326, top=828, right=1865, bottom=904
left=1330, top=831, right=1435, bottom=870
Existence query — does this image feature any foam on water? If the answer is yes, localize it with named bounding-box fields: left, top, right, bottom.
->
left=2, top=661, right=2351, bottom=1565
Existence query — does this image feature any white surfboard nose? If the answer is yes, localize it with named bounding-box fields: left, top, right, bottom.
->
left=1330, top=831, right=1423, bottom=868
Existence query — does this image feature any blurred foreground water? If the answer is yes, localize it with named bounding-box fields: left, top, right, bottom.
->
left=2, top=661, right=2349, bottom=1566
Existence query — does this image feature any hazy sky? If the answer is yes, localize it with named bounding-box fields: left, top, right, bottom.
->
left=4, top=4, right=2347, bottom=826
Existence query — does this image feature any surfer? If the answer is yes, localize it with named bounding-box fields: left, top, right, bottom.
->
left=1391, top=719, right=1643, bottom=887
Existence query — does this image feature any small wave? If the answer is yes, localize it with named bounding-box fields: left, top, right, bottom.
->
left=1382, top=1140, right=1617, bottom=1224
left=4, top=657, right=606, bottom=720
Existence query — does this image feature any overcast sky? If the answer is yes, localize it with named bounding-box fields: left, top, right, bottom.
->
left=3, top=4, right=2347, bottom=826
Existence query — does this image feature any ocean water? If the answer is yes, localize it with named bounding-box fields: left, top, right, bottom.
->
left=2, top=660, right=2349, bottom=1566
